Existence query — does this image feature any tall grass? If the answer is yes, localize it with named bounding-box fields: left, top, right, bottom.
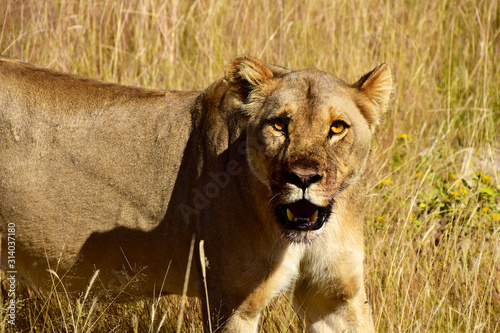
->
left=1, top=0, right=499, bottom=331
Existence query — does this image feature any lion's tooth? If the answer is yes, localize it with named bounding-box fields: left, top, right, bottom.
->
left=309, top=210, right=319, bottom=222
left=286, top=208, right=295, bottom=221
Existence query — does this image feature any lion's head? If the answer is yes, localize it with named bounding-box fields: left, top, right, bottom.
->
left=225, top=56, right=392, bottom=242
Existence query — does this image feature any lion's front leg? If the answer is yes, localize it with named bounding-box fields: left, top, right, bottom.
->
left=293, top=283, right=373, bottom=333
left=294, top=228, right=374, bottom=333
left=209, top=310, right=261, bottom=333
left=201, top=289, right=262, bottom=333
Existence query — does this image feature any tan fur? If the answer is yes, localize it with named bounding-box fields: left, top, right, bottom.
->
left=0, top=55, right=392, bottom=332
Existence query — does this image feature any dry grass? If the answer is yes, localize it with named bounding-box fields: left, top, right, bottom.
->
left=1, top=0, right=499, bottom=331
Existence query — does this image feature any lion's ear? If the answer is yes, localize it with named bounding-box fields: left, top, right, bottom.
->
left=225, top=56, right=275, bottom=115
left=351, top=64, right=393, bottom=132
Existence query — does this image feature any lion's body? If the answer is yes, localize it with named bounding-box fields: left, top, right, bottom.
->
left=0, top=56, right=391, bottom=332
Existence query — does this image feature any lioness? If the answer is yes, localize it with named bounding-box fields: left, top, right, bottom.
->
left=0, top=55, right=391, bottom=332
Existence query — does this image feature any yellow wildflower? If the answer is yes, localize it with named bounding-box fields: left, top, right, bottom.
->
left=492, top=214, right=500, bottom=221
left=460, top=188, right=468, bottom=195
left=450, top=173, right=457, bottom=179
left=380, top=179, right=393, bottom=185
left=399, top=133, right=409, bottom=139
left=482, top=175, right=491, bottom=183
left=451, top=191, right=460, bottom=197
left=377, top=216, right=385, bottom=222
left=482, top=207, right=491, bottom=212
left=414, top=173, right=423, bottom=178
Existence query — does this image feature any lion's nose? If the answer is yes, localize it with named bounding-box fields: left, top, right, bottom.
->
left=286, top=171, right=323, bottom=189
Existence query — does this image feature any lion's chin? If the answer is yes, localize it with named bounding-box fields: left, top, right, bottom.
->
left=274, top=199, right=333, bottom=243
left=282, top=229, right=325, bottom=243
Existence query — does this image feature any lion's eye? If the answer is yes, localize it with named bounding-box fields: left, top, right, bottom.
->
left=330, top=121, right=347, bottom=136
left=270, top=118, right=287, bottom=132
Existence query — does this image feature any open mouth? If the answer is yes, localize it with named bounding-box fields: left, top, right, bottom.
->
left=275, top=199, right=332, bottom=231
